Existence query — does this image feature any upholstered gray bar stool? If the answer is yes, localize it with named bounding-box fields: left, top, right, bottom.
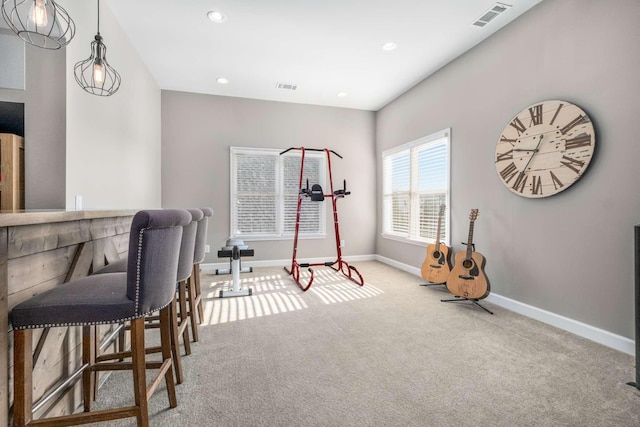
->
left=11, top=209, right=191, bottom=427
left=190, top=207, right=213, bottom=332
left=174, top=209, right=203, bottom=359
left=94, top=209, right=203, bottom=385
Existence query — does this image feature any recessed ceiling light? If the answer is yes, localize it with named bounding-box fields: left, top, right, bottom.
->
left=382, top=42, right=397, bottom=51
left=207, top=11, right=226, bottom=22
left=216, top=77, right=229, bottom=84
left=337, top=92, right=347, bottom=97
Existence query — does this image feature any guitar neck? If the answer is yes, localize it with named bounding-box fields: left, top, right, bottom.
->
left=465, top=220, right=475, bottom=259
left=435, top=215, right=443, bottom=251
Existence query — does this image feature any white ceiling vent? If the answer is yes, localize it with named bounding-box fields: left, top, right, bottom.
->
left=472, top=2, right=512, bottom=27
left=276, top=82, right=298, bottom=91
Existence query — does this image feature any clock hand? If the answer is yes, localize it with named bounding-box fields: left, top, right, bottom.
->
left=520, top=134, right=544, bottom=174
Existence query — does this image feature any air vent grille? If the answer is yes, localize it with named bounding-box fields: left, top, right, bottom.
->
left=276, top=82, right=298, bottom=91
left=473, top=2, right=512, bottom=27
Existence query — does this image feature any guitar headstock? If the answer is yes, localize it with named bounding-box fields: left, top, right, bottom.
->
left=438, top=204, right=446, bottom=216
left=469, top=209, right=479, bottom=221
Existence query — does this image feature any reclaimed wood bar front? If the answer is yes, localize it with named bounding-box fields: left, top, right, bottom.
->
left=0, top=210, right=136, bottom=426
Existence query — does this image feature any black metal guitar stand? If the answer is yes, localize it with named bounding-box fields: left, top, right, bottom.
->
left=440, top=242, right=493, bottom=314
left=420, top=281, right=445, bottom=287
left=440, top=296, right=493, bottom=314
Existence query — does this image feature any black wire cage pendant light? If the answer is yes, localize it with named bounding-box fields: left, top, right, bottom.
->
left=1, top=0, right=76, bottom=49
left=73, top=0, right=121, bottom=96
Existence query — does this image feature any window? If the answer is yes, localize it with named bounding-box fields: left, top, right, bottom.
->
left=230, top=147, right=326, bottom=239
left=382, top=129, right=450, bottom=244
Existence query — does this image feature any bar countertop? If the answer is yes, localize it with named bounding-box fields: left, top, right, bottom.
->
left=0, top=209, right=138, bottom=424
left=0, top=209, right=138, bottom=227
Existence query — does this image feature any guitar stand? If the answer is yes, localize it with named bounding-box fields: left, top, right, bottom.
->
left=420, top=281, right=446, bottom=287
left=441, top=296, right=493, bottom=315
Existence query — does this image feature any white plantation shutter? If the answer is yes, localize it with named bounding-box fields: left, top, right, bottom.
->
left=417, top=140, right=448, bottom=241
left=383, top=150, right=410, bottom=236
left=382, top=129, right=450, bottom=244
left=231, top=147, right=325, bottom=239
left=282, top=155, right=323, bottom=234
left=233, top=152, right=278, bottom=236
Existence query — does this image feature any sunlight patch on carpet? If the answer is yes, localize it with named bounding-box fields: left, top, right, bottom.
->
left=201, top=273, right=307, bottom=325
left=199, top=269, right=384, bottom=325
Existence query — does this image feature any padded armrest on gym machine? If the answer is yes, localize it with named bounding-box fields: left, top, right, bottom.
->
left=217, top=249, right=255, bottom=258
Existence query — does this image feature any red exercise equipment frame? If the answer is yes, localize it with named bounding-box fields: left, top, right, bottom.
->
left=280, top=147, right=364, bottom=291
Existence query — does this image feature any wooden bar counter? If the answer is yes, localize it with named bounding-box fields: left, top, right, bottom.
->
left=0, top=210, right=136, bottom=425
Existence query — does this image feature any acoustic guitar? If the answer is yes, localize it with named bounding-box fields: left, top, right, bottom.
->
left=421, top=204, right=452, bottom=284
left=446, top=209, right=490, bottom=300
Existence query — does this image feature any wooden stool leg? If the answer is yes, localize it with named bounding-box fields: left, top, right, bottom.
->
left=130, top=317, right=150, bottom=427
left=82, top=325, right=96, bottom=412
left=13, top=329, right=33, bottom=427
left=158, top=306, right=178, bottom=408
left=169, top=296, right=184, bottom=384
left=193, top=264, right=204, bottom=324
left=187, top=279, right=199, bottom=342
left=178, top=281, right=191, bottom=355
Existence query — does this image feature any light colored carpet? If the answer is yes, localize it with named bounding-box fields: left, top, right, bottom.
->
left=87, top=261, right=640, bottom=426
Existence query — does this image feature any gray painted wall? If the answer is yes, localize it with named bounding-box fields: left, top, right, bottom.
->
left=24, top=44, right=66, bottom=209
left=161, top=91, right=376, bottom=264
left=376, top=0, right=640, bottom=339
left=0, top=25, right=66, bottom=209
left=0, top=44, right=66, bottom=209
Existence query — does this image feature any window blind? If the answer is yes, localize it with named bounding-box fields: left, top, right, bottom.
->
left=231, top=147, right=325, bottom=239
left=382, top=130, right=450, bottom=244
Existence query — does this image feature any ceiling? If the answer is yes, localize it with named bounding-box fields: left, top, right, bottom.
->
left=107, top=0, right=542, bottom=111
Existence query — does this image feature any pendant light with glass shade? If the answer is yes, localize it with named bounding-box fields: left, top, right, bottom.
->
left=74, top=0, right=121, bottom=96
left=1, top=0, right=76, bottom=49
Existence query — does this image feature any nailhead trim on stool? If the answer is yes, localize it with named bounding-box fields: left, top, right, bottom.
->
left=92, top=208, right=204, bottom=384
left=11, top=209, right=191, bottom=427
left=191, top=207, right=213, bottom=326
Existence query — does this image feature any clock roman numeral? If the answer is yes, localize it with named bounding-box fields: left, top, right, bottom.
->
left=512, top=172, right=528, bottom=193
left=565, top=134, right=592, bottom=150
left=549, top=103, right=564, bottom=126
left=531, top=175, right=543, bottom=195
left=499, top=162, right=519, bottom=183
left=560, top=114, right=587, bottom=135
left=561, top=155, right=585, bottom=174
left=529, top=104, right=543, bottom=126
left=496, top=150, right=513, bottom=162
left=510, top=117, right=527, bottom=135
left=549, top=171, right=564, bottom=190
left=500, top=135, right=517, bottom=146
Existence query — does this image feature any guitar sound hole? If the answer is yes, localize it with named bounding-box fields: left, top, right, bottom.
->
left=462, top=259, right=473, bottom=269
left=433, top=251, right=441, bottom=259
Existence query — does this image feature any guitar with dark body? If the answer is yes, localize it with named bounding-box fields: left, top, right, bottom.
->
left=420, top=205, right=452, bottom=284
left=446, top=209, right=490, bottom=300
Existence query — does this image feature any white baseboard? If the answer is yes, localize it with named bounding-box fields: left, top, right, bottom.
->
left=374, top=255, right=635, bottom=356
left=485, top=293, right=634, bottom=355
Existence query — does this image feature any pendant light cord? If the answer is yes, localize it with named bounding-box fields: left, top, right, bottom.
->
left=97, top=0, right=100, bottom=35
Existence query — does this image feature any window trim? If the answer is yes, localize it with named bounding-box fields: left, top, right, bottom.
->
left=229, top=146, right=327, bottom=241
left=381, top=128, right=451, bottom=246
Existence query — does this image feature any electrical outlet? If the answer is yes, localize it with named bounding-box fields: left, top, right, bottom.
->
left=205, top=245, right=210, bottom=253
left=340, top=240, right=345, bottom=248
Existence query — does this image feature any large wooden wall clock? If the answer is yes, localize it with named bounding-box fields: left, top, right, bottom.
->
left=495, top=100, right=595, bottom=198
